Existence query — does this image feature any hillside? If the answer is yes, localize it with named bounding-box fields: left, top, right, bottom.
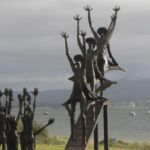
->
left=37, top=79, right=150, bottom=106
left=11, top=79, right=150, bottom=107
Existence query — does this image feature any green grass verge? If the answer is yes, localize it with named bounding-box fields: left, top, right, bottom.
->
left=35, top=144, right=133, bottom=150
left=34, top=138, right=150, bottom=150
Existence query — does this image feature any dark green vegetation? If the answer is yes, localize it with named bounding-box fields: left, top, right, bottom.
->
left=18, top=120, right=66, bottom=145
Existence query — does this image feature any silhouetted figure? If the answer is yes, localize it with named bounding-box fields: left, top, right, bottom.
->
left=0, top=88, right=16, bottom=150
left=20, top=88, right=54, bottom=150
left=20, top=88, right=38, bottom=150
left=0, top=90, right=3, bottom=107
left=6, top=91, right=24, bottom=150
left=6, top=116, right=18, bottom=150
left=0, top=109, right=6, bottom=150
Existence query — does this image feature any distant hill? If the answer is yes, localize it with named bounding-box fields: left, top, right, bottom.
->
left=105, top=79, right=150, bottom=105
left=37, top=89, right=70, bottom=107
left=11, top=89, right=71, bottom=107
left=11, top=79, right=150, bottom=107
left=37, top=79, right=150, bottom=106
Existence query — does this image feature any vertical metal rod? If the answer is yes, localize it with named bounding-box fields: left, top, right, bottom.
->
left=103, top=105, right=109, bottom=150
left=101, top=69, right=109, bottom=150
left=93, top=78, right=102, bottom=150
left=94, top=124, right=99, bottom=150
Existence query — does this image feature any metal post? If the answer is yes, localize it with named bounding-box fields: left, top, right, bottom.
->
left=94, top=124, right=99, bottom=150
left=103, top=105, right=109, bottom=150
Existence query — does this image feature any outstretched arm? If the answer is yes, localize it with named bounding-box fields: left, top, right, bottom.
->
left=34, top=118, right=54, bottom=136
left=0, top=90, right=3, bottom=106
left=7, top=89, right=13, bottom=115
left=61, top=32, right=76, bottom=73
left=84, top=5, right=99, bottom=40
left=107, top=43, right=118, bottom=65
left=109, top=6, right=120, bottom=37
left=104, top=6, right=120, bottom=45
left=4, top=88, right=9, bottom=115
left=16, top=94, right=23, bottom=123
left=23, top=88, right=28, bottom=116
left=80, top=31, right=87, bottom=70
left=74, top=14, right=85, bottom=56
left=32, top=88, right=38, bottom=119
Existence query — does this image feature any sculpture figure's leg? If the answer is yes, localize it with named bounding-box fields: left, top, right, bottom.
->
left=70, top=102, right=76, bottom=139
left=80, top=100, right=86, bottom=145
left=89, top=78, right=96, bottom=95
left=2, top=138, right=6, bottom=150
left=92, top=106, right=95, bottom=121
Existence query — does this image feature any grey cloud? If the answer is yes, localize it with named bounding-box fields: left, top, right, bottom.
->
left=0, top=0, right=150, bottom=90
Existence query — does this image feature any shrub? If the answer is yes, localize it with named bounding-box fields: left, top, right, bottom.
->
left=17, top=120, right=49, bottom=144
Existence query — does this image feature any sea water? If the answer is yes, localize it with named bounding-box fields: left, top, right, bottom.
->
left=12, top=105, right=150, bottom=142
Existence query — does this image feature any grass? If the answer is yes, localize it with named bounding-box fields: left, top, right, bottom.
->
left=35, top=144, right=135, bottom=150
left=34, top=138, right=150, bottom=150
left=15, top=135, right=150, bottom=150
left=17, top=142, right=150, bottom=150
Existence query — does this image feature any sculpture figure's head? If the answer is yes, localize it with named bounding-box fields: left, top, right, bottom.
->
left=74, top=54, right=84, bottom=68
left=86, top=37, right=96, bottom=49
left=97, top=27, right=107, bottom=37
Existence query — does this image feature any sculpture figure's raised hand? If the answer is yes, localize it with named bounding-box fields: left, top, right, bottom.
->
left=33, top=88, right=38, bottom=96
left=4, top=88, right=9, bottom=96
left=84, top=5, right=93, bottom=12
left=80, top=30, right=86, bottom=37
left=23, top=88, right=28, bottom=96
left=113, top=5, right=120, bottom=12
left=61, top=32, right=69, bottom=39
left=18, top=94, right=23, bottom=103
left=73, top=14, right=82, bottom=21
left=0, top=90, right=3, bottom=97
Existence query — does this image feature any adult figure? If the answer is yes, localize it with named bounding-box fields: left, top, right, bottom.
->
left=74, top=14, right=116, bottom=94
left=61, top=32, right=91, bottom=144
left=97, top=27, right=125, bottom=72
left=84, top=5, right=124, bottom=74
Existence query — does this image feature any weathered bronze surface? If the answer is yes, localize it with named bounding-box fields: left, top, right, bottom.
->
left=0, top=88, right=54, bottom=150
left=62, top=5, right=124, bottom=150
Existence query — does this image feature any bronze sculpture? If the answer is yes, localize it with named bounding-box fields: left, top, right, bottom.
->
left=0, top=106, right=6, bottom=150
left=20, top=88, right=54, bottom=150
left=73, top=14, right=116, bottom=95
left=84, top=5, right=124, bottom=75
left=61, top=32, right=88, bottom=144
left=5, top=89, right=19, bottom=150
left=62, top=5, right=124, bottom=150
left=0, top=87, right=54, bottom=150
left=0, top=89, right=20, bottom=150
left=61, top=30, right=107, bottom=145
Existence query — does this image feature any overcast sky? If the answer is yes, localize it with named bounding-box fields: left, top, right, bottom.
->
left=0, top=0, right=150, bottom=91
